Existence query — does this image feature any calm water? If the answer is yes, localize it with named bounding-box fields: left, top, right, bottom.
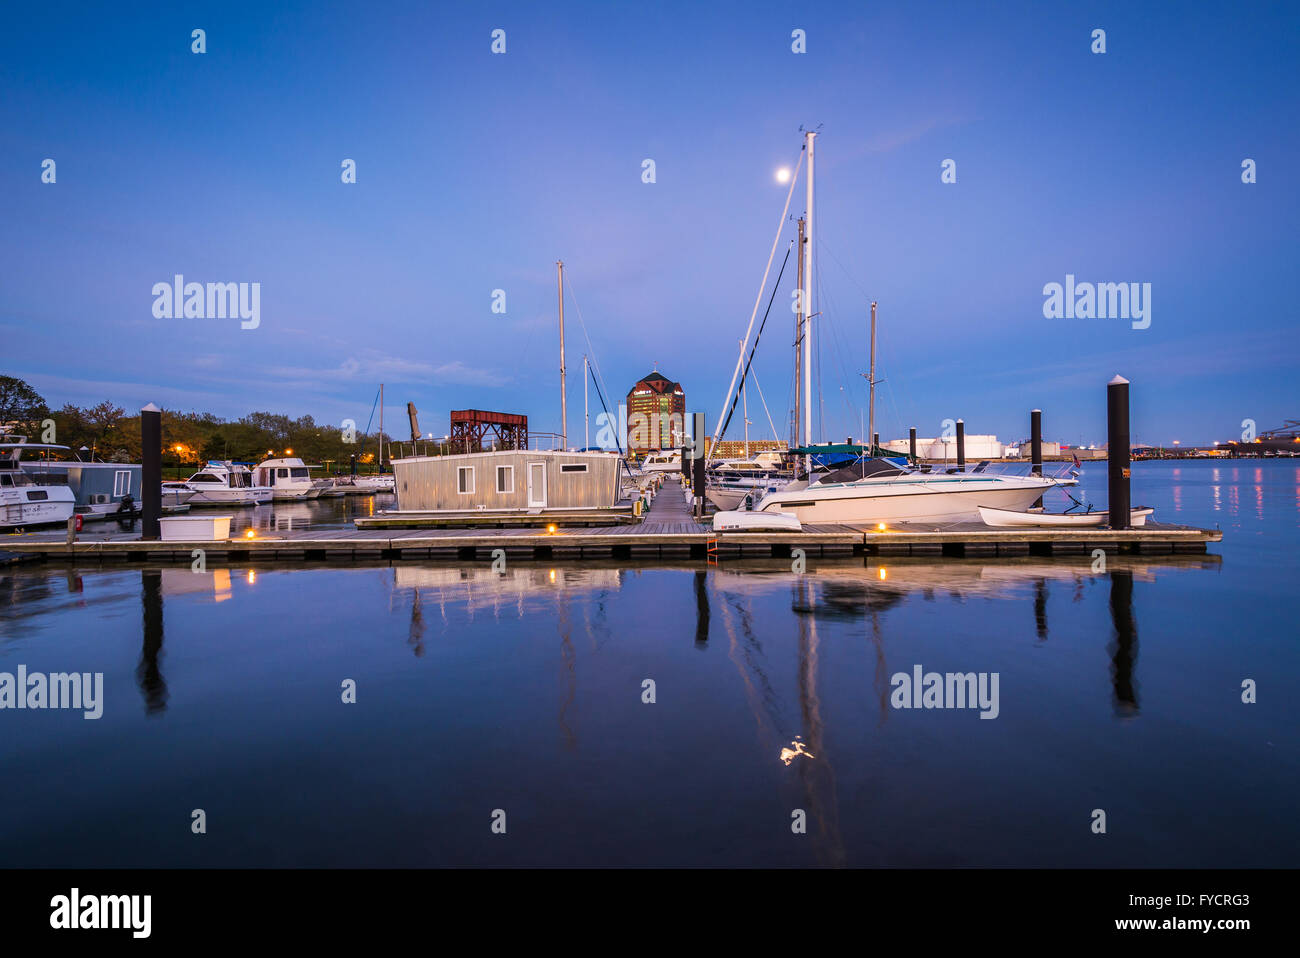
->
left=1, top=461, right=1296, bottom=867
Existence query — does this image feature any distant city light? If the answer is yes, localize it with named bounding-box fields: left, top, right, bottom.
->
left=775, top=166, right=792, bottom=184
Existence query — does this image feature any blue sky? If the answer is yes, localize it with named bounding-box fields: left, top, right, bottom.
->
left=2, top=0, right=1296, bottom=447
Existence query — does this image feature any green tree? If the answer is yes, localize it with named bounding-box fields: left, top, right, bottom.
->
left=0, top=375, right=49, bottom=432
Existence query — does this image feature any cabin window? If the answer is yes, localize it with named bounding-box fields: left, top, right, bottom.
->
left=496, top=465, right=513, bottom=493
left=560, top=463, right=588, bottom=474
left=191, top=474, right=219, bottom=482
left=26, top=490, right=48, bottom=501
left=290, top=468, right=309, bottom=479
left=457, top=466, right=475, bottom=494
left=113, top=470, right=131, bottom=496
left=277, top=468, right=288, bottom=479
left=0, top=474, right=10, bottom=486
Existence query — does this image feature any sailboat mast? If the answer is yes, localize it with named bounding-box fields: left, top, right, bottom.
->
left=794, top=216, right=805, bottom=450
left=868, top=302, right=877, bottom=455
left=557, top=260, right=567, bottom=449
left=583, top=355, right=589, bottom=450
left=740, top=339, right=750, bottom=458
left=379, top=383, right=384, bottom=471
left=803, top=130, right=816, bottom=475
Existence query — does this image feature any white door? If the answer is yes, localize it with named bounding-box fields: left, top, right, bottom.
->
left=527, top=462, right=547, bottom=507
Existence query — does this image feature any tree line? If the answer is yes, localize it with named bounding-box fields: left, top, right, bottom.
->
left=0, top=375, right=392, bottom=472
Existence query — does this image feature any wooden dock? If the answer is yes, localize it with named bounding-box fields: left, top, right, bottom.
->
left=0, top=488, right=1220, bottom=564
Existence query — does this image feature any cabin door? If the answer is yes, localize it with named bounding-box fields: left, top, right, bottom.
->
left=527, top=462, right=547, bottom=508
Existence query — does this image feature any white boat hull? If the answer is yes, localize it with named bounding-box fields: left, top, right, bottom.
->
left=978, top=505, right=1154, bottom=528
left=1, top=488, right=77, bottom=528
left=757, top=474, right=1067, bottom=525
left=712, top=510, right=802, bottom=532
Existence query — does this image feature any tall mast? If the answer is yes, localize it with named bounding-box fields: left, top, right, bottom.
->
left=803, top=130, right=816, bottom=475
left=583, top=355, right=589, bottom=450
left=740, top=339, right=750, bottom=458
left=557, top=260, right=567, bottom=449
left=794, top=216, right=805, bottom=450
left=868, top=302, right=877, bottom=455
left=379, top=382, right=384, bottom=470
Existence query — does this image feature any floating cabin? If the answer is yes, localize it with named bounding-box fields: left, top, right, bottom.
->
left=22, top=461, right=142, bottom=515
left=391, top=450, right=624, bottom=515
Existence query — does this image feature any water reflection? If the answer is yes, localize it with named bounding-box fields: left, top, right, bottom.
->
left=137, top=569, right=168, bottom=715
left=1108, top=570, right=1139, bottom=717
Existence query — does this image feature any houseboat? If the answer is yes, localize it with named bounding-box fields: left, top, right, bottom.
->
left=252, top=457, right=323, bottom=500
left=388, top=449, right=623, bottom=517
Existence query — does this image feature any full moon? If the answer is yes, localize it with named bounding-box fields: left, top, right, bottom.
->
left=775, top=166, right=791, bottom=184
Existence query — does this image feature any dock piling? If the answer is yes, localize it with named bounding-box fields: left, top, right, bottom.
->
left=909, top=427, right=917, bottom=462
left=956, top=419, right=966, bottom=471
left=1107, top=376, right=1132, bottom=530
left=1031, top=409, right=1044, bottom=508
left=141, top=403, right=161, bottom=540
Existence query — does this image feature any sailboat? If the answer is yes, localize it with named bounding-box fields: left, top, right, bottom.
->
left=712, top=132, right=1073, bottom=528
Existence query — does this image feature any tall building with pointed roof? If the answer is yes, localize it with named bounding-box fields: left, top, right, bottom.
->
left=626, top=371, right=685, bottom=452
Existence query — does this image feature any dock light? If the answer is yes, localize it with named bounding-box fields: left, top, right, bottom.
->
left=244, top=529, right=255, bottom=539
left=775, top=166, right=791, bottom=184
left=547, top=524, right=557, bottom=534
left=877, top=522, right=887, bottom=531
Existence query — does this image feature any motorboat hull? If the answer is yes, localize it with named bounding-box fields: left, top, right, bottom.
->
left=712, top=510, right=802, bottom=532
left=757, top=474, right=1068, bottom=525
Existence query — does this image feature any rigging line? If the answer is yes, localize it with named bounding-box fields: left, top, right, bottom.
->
left=586, top=362, right=630, bottom=467
left=717, top=244, right=793, bottom=445
left=563, top=274, right=615, bottom=415
left=358, top=385, right=380, bottom=460
left=747, top=366, right=781, bottom=441
left=709, top=145, right=805, bottom=461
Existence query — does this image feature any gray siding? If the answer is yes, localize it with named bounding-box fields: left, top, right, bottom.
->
left=393, top=451, right=621, bottom=512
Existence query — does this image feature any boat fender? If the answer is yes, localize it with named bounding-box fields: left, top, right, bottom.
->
left=74, top=513, right=83, bottom=533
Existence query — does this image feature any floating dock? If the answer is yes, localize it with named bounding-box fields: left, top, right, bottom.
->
left=1, top=487, right=1221, bottom=564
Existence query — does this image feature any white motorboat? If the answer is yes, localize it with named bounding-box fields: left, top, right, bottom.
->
left=977, top=505, right=1154, bottom=528
left=252, top=457, right=324, bottom=500
left=705, top=474, right=790, bottom=511
left=639, top=449, right=682, bottom=473
left=343, top=474, right=395, bottom=493
left=749, top=459, right=1076, bottom=526
left=0, top=439, right=77, bottom=528
left=165, top=460, right=270, bottom=506
left=712, top=509, right=802, bottom=532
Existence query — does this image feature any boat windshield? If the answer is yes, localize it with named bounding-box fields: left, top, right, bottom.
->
left=816, top=458, right=911, bottom=484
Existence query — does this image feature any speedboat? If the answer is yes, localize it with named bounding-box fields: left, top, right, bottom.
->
left=253, top=457, right=324, bottom=500
left=748, top=458, right=1076, bottom=526
left=0, top=438, right=77, bottom=528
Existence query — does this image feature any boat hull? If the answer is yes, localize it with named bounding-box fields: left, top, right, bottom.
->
left=758, top=475, right=1065, bottom=525
left=978, top=505, right=1154, bottom=528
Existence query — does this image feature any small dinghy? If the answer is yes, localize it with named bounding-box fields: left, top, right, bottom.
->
left=712, top=510, right=803, bottom=532
left=978, top=505, right=1153, bottom=528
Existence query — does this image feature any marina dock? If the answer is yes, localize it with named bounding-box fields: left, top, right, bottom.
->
left=1, top=486, right=1221, bottom=563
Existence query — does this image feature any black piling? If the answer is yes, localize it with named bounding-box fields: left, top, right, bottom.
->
left=909, top=427, right=917, bottom=462
left=955, top=419, right=966, bottom=471
left=1107, top=376, right=1132, bottom=529
left=1031, top=408, right=1044, bottom=508
left=873, top=432, right=880, bottom=455
left=140, top=403, right=161, bottom=540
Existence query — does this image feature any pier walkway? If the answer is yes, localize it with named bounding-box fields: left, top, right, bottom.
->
left=2, top=483, right=1222, bottom=564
